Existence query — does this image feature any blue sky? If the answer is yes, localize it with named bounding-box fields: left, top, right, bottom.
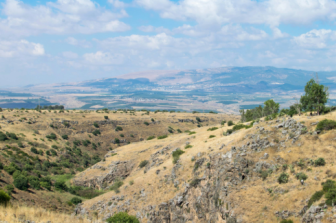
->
left=1, top=0, right=336, bottom=87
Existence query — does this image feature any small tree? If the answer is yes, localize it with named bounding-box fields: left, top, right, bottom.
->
left=264, top=99, right=280, bottom=116
left=300, top=78, right=328, bottom=115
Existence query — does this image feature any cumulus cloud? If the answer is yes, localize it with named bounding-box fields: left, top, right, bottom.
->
left=0, top=0, right=130, bottom=38
left=0, top=40, right=44, bottom=57
left=293, top=29, right=336, bottom=49
left=136, top=0, right=336, bottom=27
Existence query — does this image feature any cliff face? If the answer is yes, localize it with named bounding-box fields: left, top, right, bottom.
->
left=75, top=114, right=336, bottom=223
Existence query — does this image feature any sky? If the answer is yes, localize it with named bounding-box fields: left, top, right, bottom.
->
left=1, top=0, right=336, bottom=87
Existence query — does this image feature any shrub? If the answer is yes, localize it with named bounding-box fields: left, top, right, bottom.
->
left=316, top=119, right=336, bottom=131
left=5, top=184, right=14, bottom=195
left=296, top=172, right=308, bottom=181
left=144, top=121, right=149, bottom=126
left=232, top=124, right=246, bottom=131
left=228, top=120, right=234, bottom=126
left=70, top=197, right=82, bottom=205
left=0, top=132, right=8, bottom=141
left=209, top=135, right=216, bottom=138
left=221, top=120, right=226, bottom=125
left=322, top=180, right=336, bottom=192
left=196, top=117, right=201, bottom=122
left=104, top=116, right=108, bottom=120
left=190, top=179, right=201, bottom=187
left=177, top=129, right=182, bottom=133
left=185, top=144, right=193, bottom=149
left=139, top=160, right=149, bottom=168
left=278, top=173, right=289, bottom=184
left=54, top=180, right=68, bottom=191
left=172, top=149, right=185, bottom=164
left=147, top=136, right=155, bottom=140
left=226, top=129, right=233, bottom=135
left=14, top=175, right=29, bottom=190
left=157, top=135, right=167, bottom=139
left=30, top=147, right=38, bottom=154
left=62, top=135, right=68, bottom=140
left=315, top=158, right=326, bottom=166
left=119, top=134, right=124, bottom=137
left=106, top=212, right=139, bottom=223
left=280, top=220, right=294, bottom=223
left=0, top=190, right=10, bottom=206
left=260, top=171, right=268, bottom=180
left=6, top=133, right=18, bottom=140
left=129, top=180, right=134, bottom=185
left=326, top=189, right=336, bottom=206
left=46, top=133, right=57, bottom=140
left=110, top=179, right=123, bottom=192
left=114, top=138, right=120, bottom=144
left=92, top=130, right=101, bottom=136
left=93, top=123, right=99, bottom=128
left=188, top=131, right=196, bottom=135
left=115, top=126, right=123, bottom=131
left=207, top=127, right=218, bottom=131
left=51, top=145, right=58, bottom=150
left=28, top=176, right=40, bottom=190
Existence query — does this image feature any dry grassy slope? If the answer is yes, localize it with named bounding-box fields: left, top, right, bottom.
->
left=78, top=112, right=336, bottom=223
left=0, top=109, right=238, bottom=213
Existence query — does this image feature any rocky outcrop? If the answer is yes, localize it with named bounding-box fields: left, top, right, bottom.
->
left=73, top=160, right=135, bottom=189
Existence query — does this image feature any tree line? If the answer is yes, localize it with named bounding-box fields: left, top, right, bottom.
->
left=240, top=77, right=332, bottom=122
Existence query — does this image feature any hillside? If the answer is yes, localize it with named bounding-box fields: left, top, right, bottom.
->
left=70, top=111, right=336, bottom=223
left=0, top=108, right=235, bottom=213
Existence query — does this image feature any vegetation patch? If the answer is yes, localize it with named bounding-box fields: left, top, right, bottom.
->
left=106, top=212, right=139, bottom=223
left=157, top=135, right=167, bottom=139
left=316, top=119, right=336, bottom=131
left=147, top=136, right=155, bottom=140
left=185, top=144, right=193, bottom=149
left=278, top=173, right=289, bottom=184
left=207, top=127, right=218, bottom=131
left=139, top=160, right=148, bottom=168
left=209, top=135, right=216, bottom=138
left=172, top=149, right=185, bottom=164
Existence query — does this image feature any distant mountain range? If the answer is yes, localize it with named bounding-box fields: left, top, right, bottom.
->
left=80, top=66, right=336, bottom=93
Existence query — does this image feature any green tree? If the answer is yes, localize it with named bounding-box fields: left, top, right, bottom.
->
left=264, top=99, right=279, bottom=116
left=0, top=190, right=10, bottom=206
left=300, top=78, right=328, bottom=115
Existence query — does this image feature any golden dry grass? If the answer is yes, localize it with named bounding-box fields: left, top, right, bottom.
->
left=0, top=205, right=90, bottom=223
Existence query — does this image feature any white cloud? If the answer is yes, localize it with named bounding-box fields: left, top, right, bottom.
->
left=108, top=0, right=127, bottom=8
left=65, top=37, right=92, bottom=48
left=0, top=0, right=130, bottom=38
left=0, top=40, right=44, bottom=57
left=293, top=29, right=336, bottom=49
left=83, top=51, right=124, bottom=65
left=138, top=25, right=154, bottom=32
left=136, top=0, right=336, bottom=27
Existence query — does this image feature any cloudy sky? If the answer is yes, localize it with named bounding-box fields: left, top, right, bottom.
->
left=1, top=0, right=336, bottom=87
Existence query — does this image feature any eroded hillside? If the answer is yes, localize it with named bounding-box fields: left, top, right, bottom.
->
left=0, top=109, right=235, bottom=213
left=73, top=112, right=336, bottom=223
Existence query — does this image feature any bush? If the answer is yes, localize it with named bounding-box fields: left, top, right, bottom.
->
left=315, top=158, right=326, bottom=166
left=147, top=136, right=155, bottom=140
left=260, top=171, right=268, bottom=180
left=185, top=144, right=193, bottom=149
left=6, top=132, right=18, bottom=140
left=114, top=138, right=120, bottom=144
left=209, top=135, right=216, bottom=138
left=278, top=173, right=289, bottom=184
left=157, top=135, right=167, bottom=139
left=144, top=121, right=149, bottom=126
left=172, top=149, right=185, bottom=164
left=316, top=119, right=336, bottom=131
left=0, top=190, right=10, bottom=206
left=46, top=133, right=57, bottom=140
left=232, top=124, right=246, bottom=131
left=54, top=180, right=68, bottom=191
left=70, top=197, right=82, bottom=205
left=190, top=179, right=201, bottom=187
left=92, top=130, right=101, bottom=136
left=93, top=123, right=99, bottom=128
left=177, top=129, right=182, bottom=133
left=5, top=184, right=14, bottom=195
left=296, top=172, right=308, bottom=181
left=119, top=134, right=124, bottom=137
left=104, top=116, right=108, bottom=120
left=228, top=120, right=234, bottom=126
left=28, top=176, right=40, bottom=190
left=106, top=212, right=139, bottom=223
left=207, top=127, right=218, bottom=131
left=115, top=126, right=123, bottom=131
left=110, top=179, right=123, bottom=192
left=325, top=189, right=336, bottom=206
left=0, top=132, right=8, bottom=141
left=280, top=220, right=293, bottom=223
left=221, top=120, right=226, bottom=125
left=62, top=135, right=68, bottom=140
left=14, top=175, right=29, bottom=190
left=30, top=147, right=38, bottom=154
left=322, top=180, right=336, bottom=192
left=139, top=160, right=149, bottom=168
